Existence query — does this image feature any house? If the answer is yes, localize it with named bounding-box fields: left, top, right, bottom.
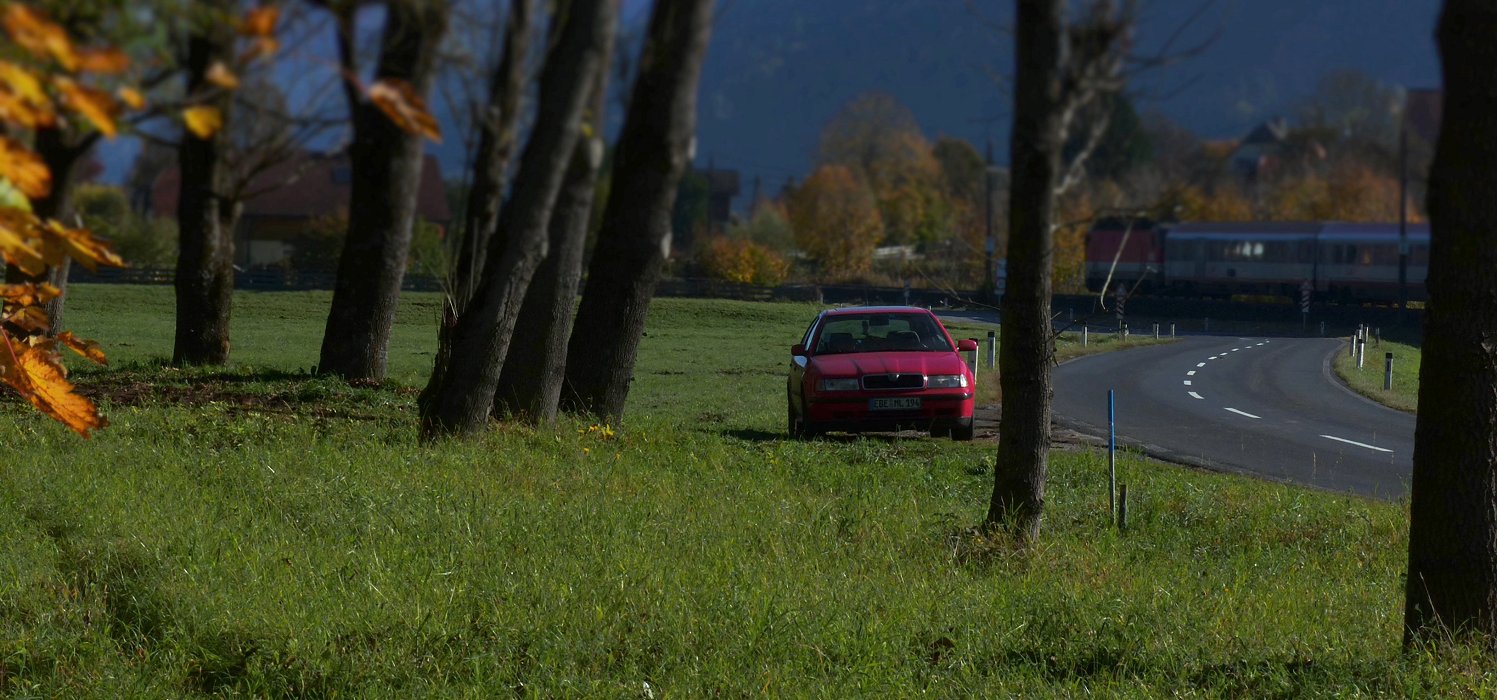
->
left=1229, top=117, right=1291, bottom=178
left=151, top=151, right=451, bottom=269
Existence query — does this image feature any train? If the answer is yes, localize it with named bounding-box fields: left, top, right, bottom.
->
left=1084, top=219, right=1430, bottom=304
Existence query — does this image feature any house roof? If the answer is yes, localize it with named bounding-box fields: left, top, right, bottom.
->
left=1240, top=118, right=1290, bottom=146
left=152, top=151, right=451, bottom=224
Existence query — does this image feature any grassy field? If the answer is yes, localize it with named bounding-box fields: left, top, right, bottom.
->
left=1332, top=338, right=1420, bottom=413
left=0, top=285, right=1482, bottom=695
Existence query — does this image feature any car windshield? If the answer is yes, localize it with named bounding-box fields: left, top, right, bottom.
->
left=813, top=313, right=953, bottom=354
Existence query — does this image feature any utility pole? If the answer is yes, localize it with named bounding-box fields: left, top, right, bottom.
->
left=1398, top=113, right=1409, bottom=311
left=985, top=138, right=996, bottom=302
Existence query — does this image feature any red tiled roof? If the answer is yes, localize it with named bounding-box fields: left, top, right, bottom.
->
left=152, top=151, right=451, bottom=223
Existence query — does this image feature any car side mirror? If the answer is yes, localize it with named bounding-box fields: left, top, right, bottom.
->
left=957, top=339, right=978, bottom=352
left=791, top=344, right=808, bottom=357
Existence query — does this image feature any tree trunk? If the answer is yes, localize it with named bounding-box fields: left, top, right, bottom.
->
left=493, top=76, right=607, bottom=423
left=5, top=126, right=97, bottom=334
left=419, top=0, right=616, bottom=437
left=1403, top=0, right=1497, bottom=648
left=985, top=0, right=1066, bottom=541
left=450, top=0, right=535, bottom=311
left=173, top=0, right=239, bottom=366
left=429, top=0, right=535, bottom=408
left=318, top=0, right=447, bottom=381
left=560, top=0, right=715, bottom=423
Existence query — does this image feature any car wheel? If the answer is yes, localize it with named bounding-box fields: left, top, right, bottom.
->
left=950, top=419, right=975, bottom=442
left=928, top=426, right=950, bottom=439
left=788, top=401, right=816, bottom=439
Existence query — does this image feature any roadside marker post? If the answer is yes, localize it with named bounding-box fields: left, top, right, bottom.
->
left=1319, top=321, right=1325, bottom=337
left=1357, top=338, right=1366, bottom=369
left=1118, top=483, right=1129, bottom=531
left=985, top=331, right=996, bottom=369
left=1300, top=280, right=1311, bottom=331
left=1385, top=353, right=1394, bottom=391
left=1108, top=389, right=1117, bottom=520
left=1170, top=322, right=1176, bottom=338
left=1153, top=323, right=1159, bottom=340
left=1082, top=326, right=1088, bottom=347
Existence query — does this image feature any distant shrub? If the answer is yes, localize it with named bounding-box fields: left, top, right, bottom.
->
left=698, top=237, right=790, bottom=287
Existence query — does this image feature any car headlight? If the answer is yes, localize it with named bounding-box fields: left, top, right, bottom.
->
left=927, top=374, right=968, bottom=388
left=817, top=377, right=860, bottom=392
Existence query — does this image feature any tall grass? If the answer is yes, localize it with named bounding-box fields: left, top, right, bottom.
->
left=1333, top=338, right=1420, bottom=413
left=0, top=285, right=1479, bottom=695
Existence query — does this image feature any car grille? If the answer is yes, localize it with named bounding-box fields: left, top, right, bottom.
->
left=862, top=373, right=925, bottom=390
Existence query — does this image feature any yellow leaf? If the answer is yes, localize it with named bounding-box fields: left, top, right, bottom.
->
left=0, top=137, right=50, bottom=199
left=56, top=331, right=106, bottom=366
left=75, top=47, right=130, bottom=74
left=1, top=4, right=77, bottom=71
left=239, top=6, right=279, bottom=37
left=37, top=219, right=123, bottom=271
left=0, top=282, right=57, bottom=307
left=116, top=86, right=144, bottom=110
left=0, top=60, right=55, bottom=128
left=53, top=76, right=119, bottom=138
left=367, top=79, right=441, bottom=143
left=205, top=61, right=239, bottom=89
left=4, top=304, right=46, bottom=332
left=182, top=105, right=223, bottom=138
left=0, top=208, right=43, bottom=276
left=0, top=335, right=106, bottom=438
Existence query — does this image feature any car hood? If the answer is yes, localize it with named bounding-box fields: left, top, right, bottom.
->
left=810, top=352, right=968, bottom=377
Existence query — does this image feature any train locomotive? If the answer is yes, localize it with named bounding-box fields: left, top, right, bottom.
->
left=1084, top=219, right=1430, bottom=304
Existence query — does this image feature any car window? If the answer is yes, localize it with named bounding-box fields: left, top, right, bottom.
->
left=812, top=313, right=952, bottom=354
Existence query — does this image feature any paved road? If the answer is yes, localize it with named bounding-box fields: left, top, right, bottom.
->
left=1053, top=336, right=1414, bottom=499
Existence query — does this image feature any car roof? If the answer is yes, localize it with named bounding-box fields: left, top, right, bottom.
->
left=821, top=305, right=934, bottom=317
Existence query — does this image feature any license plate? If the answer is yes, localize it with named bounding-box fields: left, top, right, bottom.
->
left=870, top=397, right=921, bottom=411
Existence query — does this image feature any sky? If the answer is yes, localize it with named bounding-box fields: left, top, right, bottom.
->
left=98, top=0, right=1445, bottom=200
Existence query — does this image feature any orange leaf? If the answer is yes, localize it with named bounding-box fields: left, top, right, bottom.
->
left=56, top=331, right=106, bottom=366
left=0, top=137, right=50, bottom=199
left=367, top=79, right=441, bottom=142
left=116, top=86, right=144, bottom=110
left=239, top=6, right=279, bottom=37
left=205, top=61, right=239, bottom=89
left=1, top=4, right=77, bottom=71
left=0, top=282, right=58, bottom=307
left=75, top=47, right=130, bottom=74
left=53, top=76, right=119, bottom=138
left=4, top=304, right=46, bottom=332
left=0, top=208, right=43, bottom=276
left=0, top=336, right=106, bottom=438
left=181, top=105, right=223, bottom=138
left=37, top=219, right=123, bottom=271
left=238, top=36, right=279, bottom=63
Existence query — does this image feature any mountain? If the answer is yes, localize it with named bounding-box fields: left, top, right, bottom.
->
left=691, top=0, right=1442, bottom=204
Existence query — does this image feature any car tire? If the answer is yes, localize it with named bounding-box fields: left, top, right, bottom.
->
left=928, top=426, right=950, bottom=439
left=788, top=401, right=817, bottom=440
left=950, top=419, right=975, bottom=442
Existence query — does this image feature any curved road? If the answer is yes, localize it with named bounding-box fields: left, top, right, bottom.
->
left=1053, top=337, right=1413, bottom=499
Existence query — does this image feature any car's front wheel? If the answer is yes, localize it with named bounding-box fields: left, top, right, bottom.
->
left=950, top=418, right=975, bottom=442
left=787, top=401, right=818, bottom=439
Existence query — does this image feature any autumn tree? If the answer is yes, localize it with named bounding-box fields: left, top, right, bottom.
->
left=818, top=92, right=950, bottom=248
left=419, top=0, right=616, bottom=436
left=986, top=0, right=1129, bottom=541
left=1403, top=0, right=1497, bottom=649
left=318, top=0, right=448, bottom=382
left=560, top=0, right=716, bottom=424
left=788, top=164, right=883, bottom=280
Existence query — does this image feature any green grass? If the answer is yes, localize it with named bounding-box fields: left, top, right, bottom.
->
left=1333, top=338, right=1420, bottom=413
left=0, top=285, right=1482, bottom=695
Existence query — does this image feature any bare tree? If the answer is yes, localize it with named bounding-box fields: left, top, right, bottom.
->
left=419, top=0, right=617, bottom=437
left=318, top=0, right=449, bottom=381
left=561, top=0, right=716, bottom=424
left=1404, top=0, right=1497, bottom=649
left=172, top=0, right=239, bottom=366
left=985, top=0, right=1129, bottom=541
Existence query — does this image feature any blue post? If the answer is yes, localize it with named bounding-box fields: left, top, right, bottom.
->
left=1108, top=389, right=1117, bottom=519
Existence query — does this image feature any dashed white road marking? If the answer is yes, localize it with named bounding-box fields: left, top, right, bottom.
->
left=1320, top=434, right=1393, bottom=453
left=1187, top=370, right=1196, bottom=376
left=1208, top=356, right=1218, bottom=360
left=1183, top=380, right=1192, bottom=386
left=1188, top=391, right=1204, bottom=400
left=1224, top=407, right=1261, bottom=419
left=1256, top=342, right=1266, bottom=346
left=1196, top=362, right=1206, bottom=368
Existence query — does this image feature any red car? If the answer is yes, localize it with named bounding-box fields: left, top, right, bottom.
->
left=787, top=306, right=978, bottom=441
